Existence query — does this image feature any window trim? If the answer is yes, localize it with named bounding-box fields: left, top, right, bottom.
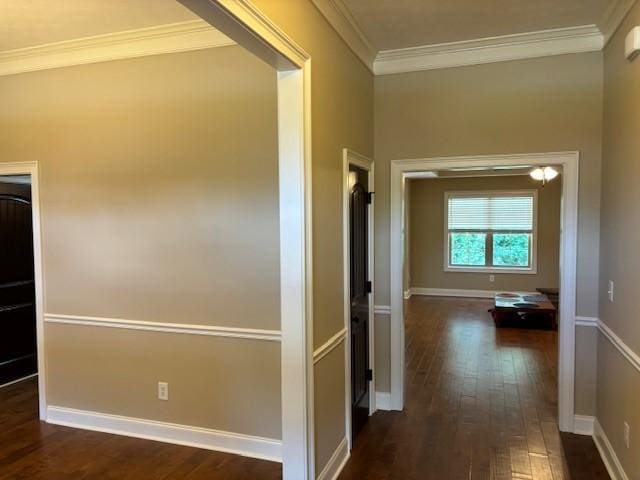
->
left=443, top=190, right=538, bottom=274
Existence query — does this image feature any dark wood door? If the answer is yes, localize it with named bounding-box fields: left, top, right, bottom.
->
left=349, top=165, right=370, bottom=445
left=0, top=181, right=36, bottom=385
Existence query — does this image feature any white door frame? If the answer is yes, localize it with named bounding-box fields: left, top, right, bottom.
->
left=342, top=149, right=375, bottom=451
left=0, top=162, right=46, bottom=418
left=179, top=1, right=314, bottom=478
left=390, top=151, right=579, bottom=433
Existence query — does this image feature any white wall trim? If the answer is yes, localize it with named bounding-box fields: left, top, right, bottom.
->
left=44, top=314, right=281, bottom=342
left=374, top=391, right=391, bottom=411
left=47, top=406, right=282, bottom=463
left=575, top=316, right=599, bottom=327
left=403, top=290, right=411, bottom=299
left=0, top=162, right=46, bottom=420
left=316, top=437, right=350, bottom=480
left=391, top=152, right=579, bottom=432
left=313, top=328, right=347, bottom=364
left=374, top=305, right=391, bottom=315
left=410, top=287, right=537, bottom=299
left=310, top=0, right=376, bottom=71
left=601, top=0, right=639, bottom=45
left=374, top=25, right=603, bottom=75
left=598, top=319, right=640, bottom=373
left=594, top=418, right=631, bottom=480
left=0, top=20, right=235, bottom=77
left=573, top=415, right=595, bottom=435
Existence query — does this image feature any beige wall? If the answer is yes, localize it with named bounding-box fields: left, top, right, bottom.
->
left=248, top=1, right=374, bottom=472
left=409, top=175, right=561, bottom=293
left=597, top=2, right=640, bottom=477
left=373, top=53, right=603, bottom=409
left=1, top=1, right=374, bottom=474
left=0, top=46, right=282, bottom=438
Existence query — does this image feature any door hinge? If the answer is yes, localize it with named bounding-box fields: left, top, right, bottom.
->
left=366, top=192, right=374, bottom=204
left=366, top=369, right=373, bottom=381
left=366, top=281, right=372, bottom=294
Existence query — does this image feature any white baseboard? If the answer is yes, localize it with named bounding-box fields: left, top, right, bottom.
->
left=317, top=437, right=349, bottom=480
left=410, top=287, right=537, bottom=299
left=573, top=414, right=595, bottom=435
left=593, top=418, right=630, bottom=480
left=47, top=406, right=282, bottom=462
left=375, top=391, right=391, bottom=411
left=403, top=290, right=411, bottom=299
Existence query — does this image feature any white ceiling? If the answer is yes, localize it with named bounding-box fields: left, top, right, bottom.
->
left=342, top=0, right=614, bottom=51
left=0, top=0, right=199, bottom=51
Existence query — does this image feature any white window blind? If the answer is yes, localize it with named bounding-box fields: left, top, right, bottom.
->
left=448, top=194, right=534, bottom=231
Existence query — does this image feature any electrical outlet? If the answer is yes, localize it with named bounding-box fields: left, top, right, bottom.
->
left=608, top=280, right=615, bottom=302
left=158, top=382, right=169, bottom=401
left=489, top=275, right=495, bottom=283
left=624, top=421, right=630, bottom=448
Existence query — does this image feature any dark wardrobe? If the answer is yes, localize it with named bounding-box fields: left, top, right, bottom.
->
left=0, top=180, right=36, bottom=385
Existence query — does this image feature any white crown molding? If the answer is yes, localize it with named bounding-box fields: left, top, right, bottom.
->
left=601, top=0, right=639, bottom=45
left=374, top=25, right=603, bottom=75
left=313, top=328, right=347, bottom=364
left=0, top=20, right=235, bottom=77
left=44, top=313, right=281, bottom=342
left=47, top=405, right=282, bottom=462
left=310, top=0, right=376, bottom=71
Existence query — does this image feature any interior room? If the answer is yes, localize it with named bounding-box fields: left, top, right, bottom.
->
left=1, top=1, right=639, bottom=479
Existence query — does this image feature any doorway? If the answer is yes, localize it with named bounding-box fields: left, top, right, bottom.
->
left=342, top=149, right=375, bottom=449
left=0, top=163, right=45, bottom=417
left=0, top=175, right=36, bottom=387
left=349, top=163, right=370, bottom=445
left=390, top=152, right=579, bottom=433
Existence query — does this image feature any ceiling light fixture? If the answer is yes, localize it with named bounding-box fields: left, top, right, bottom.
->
left=529, top=166, right=559, bottom=185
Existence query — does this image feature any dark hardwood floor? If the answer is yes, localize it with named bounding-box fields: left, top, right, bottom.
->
left=0, top=378, right=281, bottom=479
left=0, top=297, right=608, bottom=479
left=339, top=296, right=609, bottom=480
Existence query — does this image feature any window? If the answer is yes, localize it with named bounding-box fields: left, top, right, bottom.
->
left=445, top=191, right=537, bottom=273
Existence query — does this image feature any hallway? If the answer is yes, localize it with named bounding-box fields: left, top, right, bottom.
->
left=339, top=296, right=608, bottom=480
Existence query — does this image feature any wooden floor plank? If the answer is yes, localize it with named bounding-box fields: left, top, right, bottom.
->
left=0, top=297, right=610, bottom=479
left=339, top=297, right=609, bottom=480
left=0, top=378, right=281, bottom=479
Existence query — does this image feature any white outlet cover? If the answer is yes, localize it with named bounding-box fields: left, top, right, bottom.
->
left=626, top=26, right=640, bottom=60
left=158, top=382, right=169, bottom=401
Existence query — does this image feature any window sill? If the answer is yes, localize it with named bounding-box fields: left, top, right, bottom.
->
left=444, top=266, right=538, bottom=275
